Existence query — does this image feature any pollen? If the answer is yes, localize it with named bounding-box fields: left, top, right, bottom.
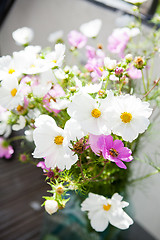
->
left=54, top=135, right=64, bottom=145
left=11, top=88, right=17, bottom=97
left=17, top=105, right=23, bottom=112
left=103, top=204, right=111, bottom=211
left=8, top=68, right=15, bottom=74
left=120, top=112, right=132, bottom=123
left=109, top=148, right=119, bottom=157
left=30, top=64, right=35, bottom=68
left=52, top=60, right=57, bottom=63
left=91, top=108, right=101, bottom=118
left=56, top=186, right=64, bottom=195
left=98, top=67, right=104, bottom=72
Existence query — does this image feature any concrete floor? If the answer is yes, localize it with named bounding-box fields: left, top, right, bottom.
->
left=0, top=0, right=160, bottom=239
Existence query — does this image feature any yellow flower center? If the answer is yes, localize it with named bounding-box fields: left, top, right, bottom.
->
left=17, top=105, right=23, bottom=112
left=120, top=112, right=132, bottom=123
left=109, top=148, right=119, bottom=157
left=98, top=67, right=104, bottom=72
left=11, top=88, right=17, bottom=97
left=91, top=108, right=101, bottom=118
left=52, top=60, right=57, bottom=63
left=54, top=135, right=64, bottom=145
left=56, top=186, right=64, bottom=195
left=8, top=68, right=15, bottom=74
left=30, top=64, right=35, bottom=68
left=103, top=204, right=111, bottom=211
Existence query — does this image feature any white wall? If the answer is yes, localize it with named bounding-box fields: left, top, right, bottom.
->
left=0, top=0, right=160, bottom=239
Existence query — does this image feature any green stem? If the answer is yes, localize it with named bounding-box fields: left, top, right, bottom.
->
left=8, top=135, right=26, bottom=143
left=129, top=170, right=159, bottom=184
left=141, top=69, right=147, bottom=93
left=142, top=77, right=160, bottom=100
left=119, top=81, right=124, bottom=94
left=104, top=74, right=110, bottom=90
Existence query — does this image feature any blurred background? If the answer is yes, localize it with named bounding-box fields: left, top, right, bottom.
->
left=0, top=0, right=160, bottom=240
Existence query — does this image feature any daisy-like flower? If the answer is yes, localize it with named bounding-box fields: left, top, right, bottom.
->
left=13, top=46, right=48, bottom=75
left=81, top=192, right=133, bottom=232
left=80, top=19, right=102, bottom=38
left=67, top=92, right=113, bottom=135
left=33, top=115, right=85, bottom=170
left=0, top=55, right=21, bottom=80
left=12, top=27, right=34, bottom=46
left=68, top=30, right=87, bottom=49
left=90, top=134, right=133, bottom=169
left=45, top=44, right=65, bottom=69
left=109, top=94, right=152, bottom=142
left=0, top=137, right=14, bottom=159
left=0, top=75, right=22, bottom=110
left=0, top=106, right=12, bottom=137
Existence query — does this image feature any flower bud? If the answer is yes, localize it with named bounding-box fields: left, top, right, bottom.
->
left=115, top=67, right=123, bottom=77
left=104, top=57, right=117, bottom=71
left=45, top=200, right=58, bottom=215
left=134, top=56, right=145, bottom=69
left=125, top=54, right=133, bottom=62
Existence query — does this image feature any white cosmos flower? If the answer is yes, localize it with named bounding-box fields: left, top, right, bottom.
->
left=104, top=57, right=117, bottom=70
left=13, top=46, right=48, bottom=75
left=50, top=98, right=70, bottom=110
left=124, top=0, right=147, bottom=4
left=12, top=115, right=26, bottom=131
left=80, top=19, right=102, bottom=38
left=48, top=30, right=64, bottom=43
left=33, top=115, right=84, bottom=170
left=75, top=77, right=102, bottom=94
left=45, top=44, right=65, bottom=69
left=0, top=76, right=22, bottom=110
left=109, top=94, right=152, bottom=142
left=25, top=129, right=34, bottom=142
left=0, top=55, right=21, bottom=80
left=0, top=107, right=12, bottom=137
left=122, top=27, right=140, bottom=38
left=67, top=92, right=113, bottom=135
left=12, top=27, right=34, bottom=46
left=32, top=69, right=56, bottom=98
left=81, top=192, right=133, bottom=232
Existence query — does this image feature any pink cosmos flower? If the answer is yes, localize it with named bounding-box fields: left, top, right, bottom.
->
left=86, top=45, right=96, bottom=59
left=85, top=46, right=105, bottom=81
left=89, top=134, right=133, bottom=169
left=108, top=28, right=130, bottom=58
left=127, top=65, right=142, bottom=79
left=0, top=137, right=14, bottom=159
left=37, top=161, right=50, bottom=172
left=68, top=30, right=87, bottom=49
left=43, top=84, right=65, bottom=114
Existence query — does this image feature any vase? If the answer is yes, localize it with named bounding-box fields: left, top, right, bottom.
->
left=40, top=192, right=121, bottom=240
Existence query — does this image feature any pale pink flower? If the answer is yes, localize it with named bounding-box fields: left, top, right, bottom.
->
left=0, top=138, right=14, bottom=159
left=127, top=65, right=142, bottom=79
left=108, top=28, right=130, bottom=58
left=68, top=30, right=87, bottom=49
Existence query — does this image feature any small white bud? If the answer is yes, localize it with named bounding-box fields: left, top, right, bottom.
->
left=45, top=200, right=58, bottom=215
left=125, top=54, right=133, bottom=61
left=104, top=57, right=117, bottom=70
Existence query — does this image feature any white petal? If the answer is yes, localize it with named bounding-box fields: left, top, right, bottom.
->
left=90, top=210, right=109, bottom=232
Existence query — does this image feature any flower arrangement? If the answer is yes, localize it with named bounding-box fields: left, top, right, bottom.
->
left=0, top=0, right=160, bottom=236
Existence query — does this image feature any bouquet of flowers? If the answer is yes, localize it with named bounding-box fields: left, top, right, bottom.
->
left=0, top=0, right=160, bottom=236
